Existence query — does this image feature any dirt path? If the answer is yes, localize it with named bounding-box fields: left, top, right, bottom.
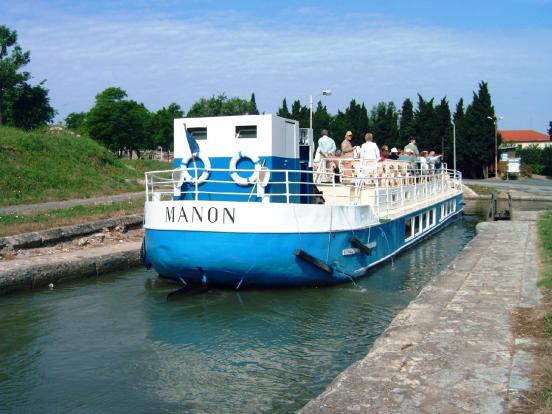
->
left=0, top=191, right=144, bottom=215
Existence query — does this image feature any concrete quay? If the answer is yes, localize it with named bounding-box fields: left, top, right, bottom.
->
left=301, top=214, right=542, bottom=413
left=0, top=241, right=141, bottom=294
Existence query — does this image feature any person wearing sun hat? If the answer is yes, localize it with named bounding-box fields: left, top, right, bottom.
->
left=389, top=147, right=399, bottom=160
left=341, top=131, right=355, bottom=183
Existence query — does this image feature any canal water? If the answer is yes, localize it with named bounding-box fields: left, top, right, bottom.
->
left=0, top=216, right=478, bottom=414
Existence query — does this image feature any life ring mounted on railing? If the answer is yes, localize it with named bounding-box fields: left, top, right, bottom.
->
left=229, top=151, right=262, bottom=186
left=178, top=154, right=212, bottom=185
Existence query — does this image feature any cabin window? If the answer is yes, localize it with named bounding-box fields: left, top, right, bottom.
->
left=422, top=212, right=428, bottom=230
left=430, top=209, right=436, bottom=226
left=414, top=215, right=421, bottom=235
left=236, top=125, right=257, bottom=139
left=188, top=127, right=207, bottom=140
left=405, top=218, right=413, bottom=240
left=404, top=191, right=410, bottom=200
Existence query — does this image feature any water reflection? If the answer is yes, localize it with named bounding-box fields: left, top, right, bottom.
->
left=0, top=216, right=478, bottom=414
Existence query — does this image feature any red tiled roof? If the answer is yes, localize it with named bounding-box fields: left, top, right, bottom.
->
left=500, top=130, right=550, bottom=143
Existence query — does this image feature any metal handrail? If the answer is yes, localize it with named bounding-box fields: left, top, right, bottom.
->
left=144, top=160, right=462, bottom=211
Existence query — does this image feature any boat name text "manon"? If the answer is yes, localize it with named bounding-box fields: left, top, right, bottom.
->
left=165, top=206, right=236, bottom=224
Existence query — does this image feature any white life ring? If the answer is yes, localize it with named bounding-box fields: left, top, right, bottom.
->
left=229, top=151, right=262, bottom=186
left=178, top=154, right=211, bottom=184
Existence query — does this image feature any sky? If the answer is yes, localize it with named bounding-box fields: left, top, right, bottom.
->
left=1, top=0, right=551, bottom=132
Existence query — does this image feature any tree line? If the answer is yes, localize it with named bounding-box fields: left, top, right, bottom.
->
left=65, top=91, right=259, bottom=157
left=277, top=82, right=500, bottom=178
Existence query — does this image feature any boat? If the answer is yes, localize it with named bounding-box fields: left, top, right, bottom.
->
left=142, top=114, right=463, bottom=288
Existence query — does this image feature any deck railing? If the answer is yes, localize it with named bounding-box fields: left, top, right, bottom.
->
left=144, top=158, right=462, bottom=215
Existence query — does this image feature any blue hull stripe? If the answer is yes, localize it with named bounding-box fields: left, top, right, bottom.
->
left=145, top=194, right=464, bottom=287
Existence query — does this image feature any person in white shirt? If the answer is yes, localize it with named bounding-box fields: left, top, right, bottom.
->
left=314, top=129, right=337, bottom=182
left=360, top=133, right=380, bottom=160
left=316, top=129, right=336, bottom=158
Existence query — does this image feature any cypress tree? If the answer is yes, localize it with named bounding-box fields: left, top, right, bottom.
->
left=370, top=102, right=398, bottom=148
left=399, top=98, right=415, bottom=148
left=413, top=94, right=438, bottom=151
left=313, top=101, right=332, bottom=140
left=434, top=97, right=452, bottom=161
left=249, top=93, right=259, bottom=114
left=277, top=98, right=291, bottom=118
left=290, top=99, right=309, bottom=128
left=461, top=81, right=496, bottom=178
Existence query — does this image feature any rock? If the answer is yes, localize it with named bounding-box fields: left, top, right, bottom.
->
left=78, top=237, right=89, bottom=247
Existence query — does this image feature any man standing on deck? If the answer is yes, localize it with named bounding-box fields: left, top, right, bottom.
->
left=404, top=137, right=419, bottom=157
left=316, top=129, right=336, bottom=158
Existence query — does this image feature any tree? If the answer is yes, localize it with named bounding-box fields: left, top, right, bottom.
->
left=290, top=99, right=309, bottom=128
left=434, top=97, right=452, bottom=160
left=186, top=94, right=251, bottom=117
left=0, top=25, right=30, bottom=125
left=457, top=81, right=496, bottom=178
left=65, top=111, right=87, bottom=133
left=370, top=102, right=399, bottom=149
left=548, top=121, right=552, bottom=139
left=249, top=93, right=259, bottom=114
left=3, top=81, right=54, bottom=129
left=312, top=101, right=332, bottom=140
left=86, top=87, right=151, bottom=157
left=277, top=98, right=291, bottom=118
left=149, top=103, right=184, bottom=151
left=399, top=98, right=415, bottom=147
left=413, top=94, right=438, bottom=151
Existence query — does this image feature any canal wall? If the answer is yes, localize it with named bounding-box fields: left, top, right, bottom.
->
left=0, top=215, right=144, bottom=294
left=0, top=215, right=143, bottom=251
left=301, top=213, right=542, bottom=413
left=0, top=241, right=141, bottom=294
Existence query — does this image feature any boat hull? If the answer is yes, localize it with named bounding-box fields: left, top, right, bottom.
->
left=143, top=194, right=464, bottom=288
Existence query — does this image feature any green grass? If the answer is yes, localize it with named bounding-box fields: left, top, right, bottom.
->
left=539, top=210, right=552, bottom=289
left=465, top=184, right=498, bottom=196
left=0, top=125, right=170, bottom=207
left=0, top=199, right=143, bottom=237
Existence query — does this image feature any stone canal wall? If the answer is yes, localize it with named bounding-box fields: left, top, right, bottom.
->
left=301, top=213, right=542, bottom=413
left=0, top=241, right=141, bottom=294
left=0, top=215, right=143, bottom=294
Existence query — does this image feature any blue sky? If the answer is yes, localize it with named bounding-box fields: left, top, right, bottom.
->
left=2, top=0, right=551, bottom=132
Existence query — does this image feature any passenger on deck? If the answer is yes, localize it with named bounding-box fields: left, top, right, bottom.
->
left=357, top=133, right=380, bottom=180
left=389, top=147, right=399, bottom=160
left=341, top=131, right=355, bottom=183
left=360, top=133, right=380, bottom=160
left=427, top=150, right=443, bottom=170
left=314, top=129, right=337, bottom=183
left=316, top=129, right=336, bottom=158
left=419, top=150, right=429, bottom=172
left=380, top=145, right=389, bottom=160
left=404, top=137, right=419, bottom=157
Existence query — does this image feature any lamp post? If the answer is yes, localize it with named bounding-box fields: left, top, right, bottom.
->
left=310, top=89, right=332, bottom=132
left=486, top=115, right=503, bottom=177
left=452, top=119, right=456, bottom=176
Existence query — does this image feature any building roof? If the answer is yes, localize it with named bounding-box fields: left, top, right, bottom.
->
left=500, top=130, right=550, bottom=143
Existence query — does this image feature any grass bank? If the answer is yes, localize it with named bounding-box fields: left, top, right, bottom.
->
left=464, top=184, right=498, bottom=196
left=0, top=199, right=143, bottom=237
left=537, top=210, right=552, bottom=410
left=0, top=125, right=168, bottom=207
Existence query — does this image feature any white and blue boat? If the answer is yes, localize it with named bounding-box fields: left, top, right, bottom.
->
left=142, top=114, right=463, bottom=288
